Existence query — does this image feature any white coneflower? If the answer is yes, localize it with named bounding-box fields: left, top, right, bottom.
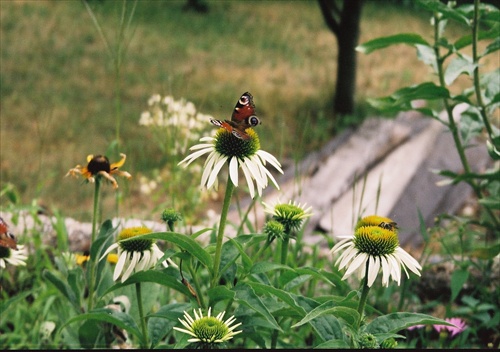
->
left=331, top=215, right=421, bottom=287
left=0, top=244, right=27, bottom=268
left=178, top=128, right=283, bottom=199
left=174, top=307, right=242, bottom=346
left=100, top=226, right=172, bottom=283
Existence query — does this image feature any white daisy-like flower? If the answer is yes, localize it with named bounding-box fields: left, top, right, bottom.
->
left=178, top=128, right=283, bottom=199
left=0, top=244, right=27, bottom=268
left=174, top=307, right=242, bottom=345
left=331, top=215, right=422, bottom=287
left=100, top=226, right=174, bottom=283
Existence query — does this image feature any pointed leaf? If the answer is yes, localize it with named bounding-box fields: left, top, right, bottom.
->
left=246, top=282, right=307, bottom=316
left=148, top=303, right=191, bottom=348
left=314, top=339, right=350, bottom=348
left=292, top=300, right=359, bottom=329
left=445, top=56, right=477, bottom=85
left=233, top=284, right=283, bottom=332
left=102, top=270, right=192, bottom=298
left=61, top=308, right=143, bottom=344
left=356, top=33, right=429, bottom=54
left=120, top=231, right=213, bottom=270
left=451, top=268, right=470, bottom=301
left=365, top=312, right=454, bottom=334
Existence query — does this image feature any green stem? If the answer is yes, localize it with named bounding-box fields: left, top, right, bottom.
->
left=357, top=261, right=371, bottom=328
left=433, top=11, right=499, bottom=229
left=211, top=174, right=235, bottom=288
left=472, top=0, right=494, bottom=138
left=87, top=178, right=101, bottom=312
left=136, top=282, right=149, bottom=348
left=280, top=236, right=289, bottom=266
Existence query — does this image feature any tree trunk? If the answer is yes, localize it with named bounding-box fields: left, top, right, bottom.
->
left=318, top=0, right=364, bottom=117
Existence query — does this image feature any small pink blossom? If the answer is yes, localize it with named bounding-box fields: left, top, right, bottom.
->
left=433, top=318, right=467, bottom=337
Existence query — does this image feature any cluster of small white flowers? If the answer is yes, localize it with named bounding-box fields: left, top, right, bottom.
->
left=139, top=94, right=213, bottom=154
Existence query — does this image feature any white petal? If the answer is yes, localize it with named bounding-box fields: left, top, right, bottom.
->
left=387, top=254, right=401, bottom=285
left=207, top=155, right=227, bottom=189
left=240, top=161, right=256, bottom=198
left=343, top=252, right=367, bottom=279
left=257, top=150, right=283, bottom=173
left=229, top=157, right=239, bottom=187
left=244, top=157, right=265, bottom=189
left=114, top=252, right=128, bottom=281
left=200, top=151, right=218, bottom=187
left=367, top=255, right=380, bottom=287
left=122, top=251, right=139, bottom=282
left=337, top=245, right=357, bottom=269
left=100, top=243, right=119, bottom=261
left=395, top=247, right=422, bottom=276
left=380, top=255, right=391, bottom=286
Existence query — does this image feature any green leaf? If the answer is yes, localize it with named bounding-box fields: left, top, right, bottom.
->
left=483, top=36, right=500, bottom=57
left=233, top=283, right=283, bottom=332
left=292, top=300, right=359, bottom=329
left=246, top=282, right=307, bottom=316
left=416, top=44, right=438, bottom=73
left=121, top=231, right=213, bottom=270
left=365, top=312, right=454, bottom=334
left=459, top=107, right=484, bottom=146
left=207, top=285, right=236, bottom=303
left=356, top=33, right=429, bottom=54
left=479, top=195, right=500, bottom=209
left=43, top=270, right=78, bottom=308
left=314, top=339, right=350, bottom=348
left=451, top=268, right=470, bottom=301
left=417, top=0, right=471, bottom=25
left=368, top=82, right=450, bottom=112
left=228, top=237, right=253, bottom=273
left=444, top=56, right=477, bottom=85
left=250, top=262, right=290, bottom=274
left=61, top=308, right=143, bottom=345
left=468, top=243, right=500, bottom=260
left=102, top=270, right=192, bottom=298
left=148, top=303, right=191, bottom=348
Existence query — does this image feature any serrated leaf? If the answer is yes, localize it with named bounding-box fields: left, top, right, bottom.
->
left=356, top=33, right=429, bottom=54
left=451, top=268, right=470, bottom=301
left=365, top=312, right=454, bottom=334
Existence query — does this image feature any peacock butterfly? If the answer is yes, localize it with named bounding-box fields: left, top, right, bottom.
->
left=0, top=216, right=18, bottom=250
left=210, top=92, right=260, bottom=140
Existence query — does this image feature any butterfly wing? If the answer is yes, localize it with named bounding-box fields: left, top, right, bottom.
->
left=0, top=217, right=17, bottom=250
left=210, top=92, right=260, bottom=140
left=210, top=119, right=250, bottom=139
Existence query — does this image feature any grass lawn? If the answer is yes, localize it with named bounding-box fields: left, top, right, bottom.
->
left=1, top=0, right=494, bottom=221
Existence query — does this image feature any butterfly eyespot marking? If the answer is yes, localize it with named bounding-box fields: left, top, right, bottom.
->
left=239, top=95, right=250, bottom=105
left=248, top=116, right=260, bottom=127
